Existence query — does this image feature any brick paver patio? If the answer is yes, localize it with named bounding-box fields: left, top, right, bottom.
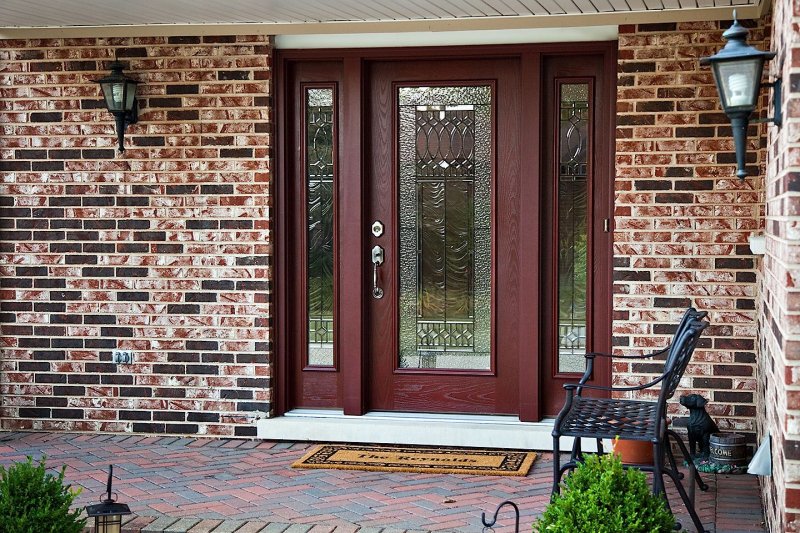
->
left=0, top=432, right=765, bottom=532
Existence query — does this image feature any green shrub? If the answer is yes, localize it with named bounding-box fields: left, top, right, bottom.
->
left=534, top=452, right=675, bottom=533
left=0, top=456, right=86, bottom=533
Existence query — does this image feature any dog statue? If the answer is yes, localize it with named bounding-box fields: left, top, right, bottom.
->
left=679, top=394, right=719, bottom=459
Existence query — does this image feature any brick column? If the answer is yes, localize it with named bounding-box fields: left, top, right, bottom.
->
left=759, top=0, right=800, bottom=530
left=614, top=20, right=768, bottom=446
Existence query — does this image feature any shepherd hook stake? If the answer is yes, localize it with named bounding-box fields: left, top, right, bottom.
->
left=105, top=464, right=114, bottom=500
left=481, top=500, right=519, bottom=533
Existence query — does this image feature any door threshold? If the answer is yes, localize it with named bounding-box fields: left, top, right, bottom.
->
left=257, top=410, right=596, bottom=451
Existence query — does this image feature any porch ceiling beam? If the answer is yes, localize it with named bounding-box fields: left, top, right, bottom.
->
left=0, top=4, right=764, bottom=39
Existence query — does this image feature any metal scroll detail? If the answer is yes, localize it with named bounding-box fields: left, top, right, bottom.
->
left=481, top=500, right=520, bottom=533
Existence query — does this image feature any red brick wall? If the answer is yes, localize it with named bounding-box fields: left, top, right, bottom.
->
left=0, top=35, right=272, bottom=437
left=760, top=0, right=800, bottom=530
left=614, top=20, right=768, bottom=444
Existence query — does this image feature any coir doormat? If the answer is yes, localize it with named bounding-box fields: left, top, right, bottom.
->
left=292, top=444, right=536, bottom=476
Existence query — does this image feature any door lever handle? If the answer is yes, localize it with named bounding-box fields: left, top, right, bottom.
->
left=371, top=245, right=384, bottom=299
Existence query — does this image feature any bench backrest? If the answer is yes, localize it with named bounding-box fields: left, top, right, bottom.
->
left=661, top=318, right=708, bottom=403
left=671, top=307, right=707, bottom=347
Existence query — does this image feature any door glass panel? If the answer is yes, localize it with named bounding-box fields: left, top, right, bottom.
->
left=398, top=86, right=491, bottom=370
left=306, top=87, right=335, bottom=367
left=557, top=83, right=590, bottom=373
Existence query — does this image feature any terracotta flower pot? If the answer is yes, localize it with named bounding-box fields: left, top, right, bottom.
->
left=613, top=439, right=653, bottom=465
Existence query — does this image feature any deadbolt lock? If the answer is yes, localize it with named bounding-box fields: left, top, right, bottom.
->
left=372, top=220, right=384, bottom=237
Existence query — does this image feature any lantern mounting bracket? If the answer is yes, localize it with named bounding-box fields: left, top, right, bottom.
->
left=750, top=78, right=782, bottom=128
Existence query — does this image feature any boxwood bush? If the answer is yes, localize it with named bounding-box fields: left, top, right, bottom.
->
left=535, top=451, right=675, bottom=533
left=0, top=456, right=86, bottom=533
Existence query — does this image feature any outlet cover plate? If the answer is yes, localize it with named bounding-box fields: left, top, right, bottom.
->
left=112, top=350, right=134, bottom=364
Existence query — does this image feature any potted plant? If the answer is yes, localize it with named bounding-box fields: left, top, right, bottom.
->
left=0, top=456, right=86, bottom=533
left=535, top=451, right=674, bottom=532
left=612, top=438, right=653, bottom=465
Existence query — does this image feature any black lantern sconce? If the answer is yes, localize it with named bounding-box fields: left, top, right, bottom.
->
left=84, top=465, right=131, bottom=533
left=700, top=11, right=781, bottom=180
left=96, top=56, right=139, bottom=153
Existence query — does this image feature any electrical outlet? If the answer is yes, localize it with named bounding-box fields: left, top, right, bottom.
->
left=112, top=350, right=134, bottom=364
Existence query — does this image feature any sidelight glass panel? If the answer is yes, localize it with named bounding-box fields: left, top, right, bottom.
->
left=398, top=85, right=491, bottom=370
left=306, top=87, right=335, bottom=367
left=557, top=83, right=590, bottom=373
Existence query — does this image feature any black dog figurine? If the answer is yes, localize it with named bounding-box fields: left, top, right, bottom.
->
left=679, top=394, right=719, bottom=459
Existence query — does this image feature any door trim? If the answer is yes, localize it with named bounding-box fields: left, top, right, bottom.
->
left=274, top=41, right=616, bottom=422
left=340, top=56, right=366, bottom=415
left=274, top=26, right=620, bottom=50
left=519, top=49, right=542, bottom=420
left=275, top=50, right=290, bottom=416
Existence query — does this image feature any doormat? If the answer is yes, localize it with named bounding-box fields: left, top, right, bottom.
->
left=292, top=444, right=536, bottom=476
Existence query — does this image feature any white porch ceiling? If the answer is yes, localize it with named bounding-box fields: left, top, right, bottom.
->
left=0, top=0, right=767, bottom=37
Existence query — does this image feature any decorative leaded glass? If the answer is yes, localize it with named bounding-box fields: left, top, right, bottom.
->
left=306, top=88, right=335, bottom=366
left=398, top=86, right=491, bottom=370
left=557, top=83, right=590, bottom=373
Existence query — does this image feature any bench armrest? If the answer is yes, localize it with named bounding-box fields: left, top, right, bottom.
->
left=584, top=346, right=669, bottom=360
left=564, top=373, right=666, bottom=393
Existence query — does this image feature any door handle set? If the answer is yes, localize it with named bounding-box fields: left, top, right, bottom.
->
left=371, top=245, right=384, bottom=299
left=371, top=220, right=385, bottom=299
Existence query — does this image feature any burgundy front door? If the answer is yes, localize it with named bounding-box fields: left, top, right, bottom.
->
left=276, top=44, right=614, bottom=421
left=365, top=58, right=521, bottom=414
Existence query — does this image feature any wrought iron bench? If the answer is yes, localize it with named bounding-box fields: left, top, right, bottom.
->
left=551, top=308, right=710, bottom=533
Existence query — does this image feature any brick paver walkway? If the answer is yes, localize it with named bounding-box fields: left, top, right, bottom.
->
left=0, top=432, right=765, bottom=533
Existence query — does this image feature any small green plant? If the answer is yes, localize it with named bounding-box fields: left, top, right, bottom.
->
left=0, top=456, right=86, bottom=533
left=534, top=451, right=675, bottom=533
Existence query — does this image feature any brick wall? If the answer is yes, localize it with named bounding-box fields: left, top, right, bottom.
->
left=0, top=35, right=272, bottom=437
left=759, top=0, right=800, bottom=531
left=0, top=18, right=776, bottom=458
left=614, top=20, right=768, bottom=444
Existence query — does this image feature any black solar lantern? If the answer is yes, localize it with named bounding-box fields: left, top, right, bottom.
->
left=700, top=11, right=781, bottom=180
left=84, top=465, right=131, bottom=533
left=96, top=58, right=139, bottom=153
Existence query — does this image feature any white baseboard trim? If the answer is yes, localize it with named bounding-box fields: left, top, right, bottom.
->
left=257, top=410, right=602, bottom=451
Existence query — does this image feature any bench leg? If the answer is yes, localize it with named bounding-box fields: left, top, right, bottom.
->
left=552, top=434, right=561, bottom=496
left=663, top=466, right=709, bottom=533
left=667, top=429, right=709, bottom=492
left=571, top=435, right=582, bottom=463
left=652, top=440, right=665, bottom=496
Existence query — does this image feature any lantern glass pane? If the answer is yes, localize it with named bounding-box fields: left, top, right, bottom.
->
left=100, top=82, right=119, bottom=111
left=714, top=58, right=763, bottom=111
left=96, top=514, right=122, bottom=533
left=124, top=81, right=137, bottom=111
left=101, top=81, right=126, bottom=112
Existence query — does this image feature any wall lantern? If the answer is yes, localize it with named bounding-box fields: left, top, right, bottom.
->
left=84, top=465, right=131, bottom=533
left=700, top=11, right=781, bottom=180
left=96, top=57, right=139, bottom=153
